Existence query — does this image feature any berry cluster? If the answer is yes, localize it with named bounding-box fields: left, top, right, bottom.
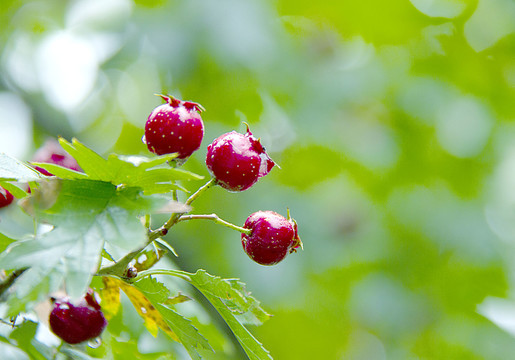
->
left=6, top=94, right=302, bottom=347
left=144, top=95, right=302, bottom=265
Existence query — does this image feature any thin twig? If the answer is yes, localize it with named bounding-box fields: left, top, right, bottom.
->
left=0, top=268, right=27, bottom=297
left=177, top=214, right=251, bottom=235
left=98, top=178, right=218, bottom=277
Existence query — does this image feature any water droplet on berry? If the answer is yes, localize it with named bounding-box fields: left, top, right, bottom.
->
left=88, top=337, right=102, bottom=348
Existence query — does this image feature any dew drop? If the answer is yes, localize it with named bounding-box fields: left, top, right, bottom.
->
left=88, top=337, right=102, bottom=349
left=141, top=135, right=146, bottom=144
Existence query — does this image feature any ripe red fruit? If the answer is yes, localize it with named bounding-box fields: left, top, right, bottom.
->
left=49, top=290, right=107, bottom=344
left=241, top=210, right=302, bottom=265
left=0, top=186, right=14, bottom=208
left=32, top=139, right=81, bottom=176
left=206, top=126, right=275, bottom=191
left=144, top=95, right=205, bottom=160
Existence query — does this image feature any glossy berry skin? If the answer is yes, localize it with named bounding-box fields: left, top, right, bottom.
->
left=0, top=187, right=14, bottom=208
left=49, top=290, right=107, bottom=344
left=144, top=95, right=204, bottom=159
left=206, top=128, right=275, bottom=191
left=241, top=211, right=302, bottom=265
left=32, top=139, right=81, bottom=176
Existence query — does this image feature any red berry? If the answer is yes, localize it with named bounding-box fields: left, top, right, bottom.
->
left=241, top=210, right=302, bottom=265
left=49, top=290, right=107, bottom=344
left=144, top=95, right=205, bottom=159
left=32, top=139, right=81, bottom=176
left=206, top=126, right=275, bottom=191
left=0, top=186, right=14, bottom=208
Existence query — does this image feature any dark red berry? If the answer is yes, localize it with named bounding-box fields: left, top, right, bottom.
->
left=49, top=290, right=107, bottom=344
left=144, top=95, right=204, bottom=159
left=206, top=126, right=275, bottom=191
left=241, top=210, right=302, bottom=265
left=32, top=139, right=81, bottom=176
left=0, top=186, right=14, bottom=208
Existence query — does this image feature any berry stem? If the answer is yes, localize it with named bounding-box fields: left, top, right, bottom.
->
left=98, top=178, right=218, bottom=277
left=177, top=214, right=251, bottom=235
left=132, top=268, right=192, bottom=283
left=96, top=248, right=142, bottom=277
left=0, top=268, right=27, bottom=297
left=185, top=177, right=217, bottom=206
left=155, top=177, right=218, bottom=237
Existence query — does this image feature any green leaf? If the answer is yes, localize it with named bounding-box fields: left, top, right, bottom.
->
left=133, top=277, right=213, bottom=360
left=186, top=270, right=272, bottom=360
left=200, top=294, right=272, bottom=360
left=133, top=276, right=171, bottom=303
left=154, top=303, right=213, bottom=360
left=0, top=179, right=168, bottom=308
left=138, top=270, right=272, bottom=360
left=30, top=163, right=89, bottom=180
left=0, top=182, right=28, bottom=198
left=5, top=266, right=64, bottom=316
left=0, top=154, right=43, bottom=182
left=60, top=347, right=103, bottom=360
left=0, top=341, right=30, bottom=360
left=0, top=232, right=16, bottom=254
left=188, top=270, right=271, bottom=325
left=154, top=238, right=179, bottom=258
left=0, top=153, right=44, bottom=196
left=10, top=321, right=51, bottom=360
left=164, top=292, right=191, bottom=305
left=57, top=138, right=203, bottom=194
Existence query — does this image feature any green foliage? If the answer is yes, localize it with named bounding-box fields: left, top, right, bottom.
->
left=134, top=269, right=273, bottom=360
left=34, top=138, right=203, bottom=194
left=9, top=321, right=53, bottom=360
left=1, top=0, right=514, bottom=358
left=134, top=277, right=212, bottom=359
left=0, top=139, right=271, bottom=359
left=0, top=153, right=44, bottom=197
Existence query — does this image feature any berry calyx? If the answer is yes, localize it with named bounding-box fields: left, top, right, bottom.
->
left=206, top=126, right=275, bottom=191
left=0, top=186, right=14, bottom=208
left=32, top=139, right=81, bottom=176
left=241, top=210, right=302, bottom=265
left=49, top=289, right=107, bottom=344
left=144, top=94, right=205, bottom=160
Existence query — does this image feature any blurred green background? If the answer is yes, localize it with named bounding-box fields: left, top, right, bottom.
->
left=1, top=0, right=515, bottom=358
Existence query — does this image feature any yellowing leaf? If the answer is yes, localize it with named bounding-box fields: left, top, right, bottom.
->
left=118, top=281, right=179, bottom=341
left=101, top=277, right=122, bottom=320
